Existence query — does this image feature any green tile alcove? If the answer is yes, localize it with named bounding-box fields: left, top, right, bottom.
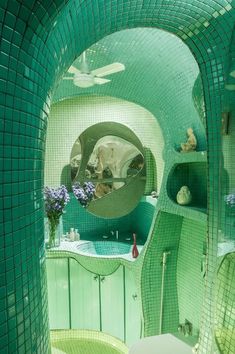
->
left=1, top=1, right=235, bottom=354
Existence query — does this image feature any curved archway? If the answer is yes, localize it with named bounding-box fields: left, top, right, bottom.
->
left=1, top=1, right=234, bottom=353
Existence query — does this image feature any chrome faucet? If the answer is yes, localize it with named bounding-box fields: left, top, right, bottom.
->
left=110, top=230, right=119, bottom=240
left=178, top=320, right=193, bottom=336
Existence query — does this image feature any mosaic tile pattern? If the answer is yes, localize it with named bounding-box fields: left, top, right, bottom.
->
left=141, top=212, right=183, bottom=336
left=45, top=95, right=162, bottom=192
left=215, top=253, right=235, bottom=354
left=177, top=218, right=206, bottom=336
left=61, top=194, right=154, bottom=245
left=1, top=1, right=235, bottom=353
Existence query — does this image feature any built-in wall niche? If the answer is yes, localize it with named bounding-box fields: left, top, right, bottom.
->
left=167, top=162, right=207, bottom=210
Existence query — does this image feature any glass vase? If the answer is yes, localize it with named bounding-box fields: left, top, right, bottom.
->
left=46, top=217, right=62, bottom=249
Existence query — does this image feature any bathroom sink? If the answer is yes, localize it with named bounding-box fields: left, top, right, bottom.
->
left=77, top=241, right=132, bottom=256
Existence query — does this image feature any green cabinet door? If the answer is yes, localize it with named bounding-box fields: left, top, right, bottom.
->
left=69, top=258, right=100, bottom=330
left=125, top=268, right=142, bottom=346
left=46, top=258, right=70, bottom=329
left=100, top=266, right=125, bottom=341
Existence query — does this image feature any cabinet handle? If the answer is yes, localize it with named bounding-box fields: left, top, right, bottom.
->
left=93, top=275, right=99, bottom=281
left=132, top=294, right=138, bottom=300
left=100, top=277, right=105, bottom=282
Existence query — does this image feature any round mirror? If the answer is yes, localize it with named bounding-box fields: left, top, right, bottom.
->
left=70, top=122, right=146, bottom=218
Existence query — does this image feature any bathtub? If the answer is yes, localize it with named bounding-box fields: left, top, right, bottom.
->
left=129, top=334, right=192, bottom=354
left=50, top=329, right=128, bottom=354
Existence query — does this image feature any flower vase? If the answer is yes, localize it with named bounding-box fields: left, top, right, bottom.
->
left=47, top=217, right=62, bottom=249
left=132, top=233, right=139, bottom=258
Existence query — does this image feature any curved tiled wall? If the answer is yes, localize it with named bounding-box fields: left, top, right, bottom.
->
left=45, top=95, right=163, bottom=191
left=0, top=1, right=234, bottom=353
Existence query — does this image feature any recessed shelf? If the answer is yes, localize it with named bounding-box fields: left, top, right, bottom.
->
left=172, top=150, right=207, bottom=163
left=162, top=200, right=207, bottom=222
left=167, top=161, right=207, bottom=219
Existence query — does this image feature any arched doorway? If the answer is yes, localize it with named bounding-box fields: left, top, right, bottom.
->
left=1, top=1, right=233, bottom=353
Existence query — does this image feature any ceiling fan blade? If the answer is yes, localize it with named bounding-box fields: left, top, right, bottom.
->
left=63, top=77, right=74, bottom=80
left=91, top=63, right=125, bottom=78
left=68, top=65, right=81, bottom=74
left=94, top=77, right=111, bottom=85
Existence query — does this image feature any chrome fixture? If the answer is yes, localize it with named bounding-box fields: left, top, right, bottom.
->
left=159, top=250, right=171, bottom=334
left=184, top=320, right=193, bottom=336
left=162, top=251, right=171, bottom=266
left=132, top=294, right=138, bottom=301
left=102, top=230, right=117, bottom=239
left=110, top=230, right=119, bottom=240
left=178, top=319, right=193, bottom=336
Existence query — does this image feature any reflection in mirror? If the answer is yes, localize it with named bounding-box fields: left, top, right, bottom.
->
left=70, top=122, right=146, bottom=218
left=71, top=140, right=82, bottom=181
left=71, top=135, right=144, bottom=201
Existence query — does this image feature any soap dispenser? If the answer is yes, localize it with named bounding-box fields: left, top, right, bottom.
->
left=70, top=228, right=75, bottom=241
left=132, top=233, right=139, bottom=258
left=75, top=229, right=80, bottom=241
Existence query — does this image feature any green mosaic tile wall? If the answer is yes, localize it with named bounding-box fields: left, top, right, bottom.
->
left=129, top=199, right=155, bottom=243
left=215, top=253, right=235, bottom=354
left=1, top=1, right=235, bottom=353
left=62, top=194, right=154, bottom=245
left=52, top=28, right=206, bottom=152
left=177, top=218, right=206, bottom=336
left=62, top=193, right=130, bottom=239
left=144, top=148, right=157, bottom=195
left=141, top=212, right=183, bottom=336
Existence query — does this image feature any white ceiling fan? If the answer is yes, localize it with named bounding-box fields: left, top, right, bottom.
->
left=63, top=51, right=125, bottom=88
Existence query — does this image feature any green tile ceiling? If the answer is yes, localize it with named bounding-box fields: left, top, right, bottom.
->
left=52, top=28, right=206, bottom=149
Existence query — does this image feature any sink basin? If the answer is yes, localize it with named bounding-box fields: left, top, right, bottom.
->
left=77, top=241, right=132, bottom=256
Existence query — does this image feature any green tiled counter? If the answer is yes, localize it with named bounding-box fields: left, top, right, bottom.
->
left=46, top=241, right=144, bottom=274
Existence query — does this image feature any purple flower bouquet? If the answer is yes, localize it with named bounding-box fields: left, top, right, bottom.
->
left=72, top=182, right=95, bottom=208
left=224, top=192, right=235, bottom=216
left=44, top=185, right=70, bottom=247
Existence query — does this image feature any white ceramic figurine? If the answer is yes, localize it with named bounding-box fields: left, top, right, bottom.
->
left=176, top=186, right=192, bottom=205
left=180, top=127, right=197, bottom=152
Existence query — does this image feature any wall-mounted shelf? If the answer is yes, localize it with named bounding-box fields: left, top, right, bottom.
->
left=171, top=150, right=207, bottom=164
left=162, top=200, right=207, bottom=223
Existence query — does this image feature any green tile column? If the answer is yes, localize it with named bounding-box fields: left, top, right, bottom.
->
left=0, top=2, right=54, bottom=352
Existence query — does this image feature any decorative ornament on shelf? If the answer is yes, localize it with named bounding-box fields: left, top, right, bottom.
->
left=72, top=182, right=95, bottom=208
left=44, top=185, right=70, bottom=248
left=180, top=127, right=197, bottom=153
left=176, top=186, right=192, bottom=206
